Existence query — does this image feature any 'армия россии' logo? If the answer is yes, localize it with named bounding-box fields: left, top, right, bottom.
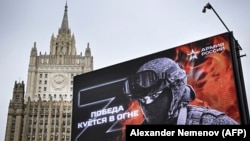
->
left=201, top=42, right=225, bottom=56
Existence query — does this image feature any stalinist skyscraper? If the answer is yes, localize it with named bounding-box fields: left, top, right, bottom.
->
left=5, top=3, right=93, bottom=141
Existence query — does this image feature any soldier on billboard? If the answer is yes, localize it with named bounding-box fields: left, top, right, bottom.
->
left=122, top=57, right=239, bottom=125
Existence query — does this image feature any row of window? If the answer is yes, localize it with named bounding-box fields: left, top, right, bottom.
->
left=29, top=108, right=71, bottom=113
left=37, top=94, right=72, bottom=99
left=39, top=73, right=76, bottom=79
left=30, top=119, right=71, bottom=124
left=27, top=134, right=70, bottom=140
left=40, top=73, right=48, bottom=78
left=28, top=127, right=71, bottom=132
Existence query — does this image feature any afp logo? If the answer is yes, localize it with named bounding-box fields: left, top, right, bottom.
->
left=222, top=128, right=246, bottom=139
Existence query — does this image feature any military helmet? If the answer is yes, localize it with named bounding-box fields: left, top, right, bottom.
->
left=123, top=57, right=195, bottom=117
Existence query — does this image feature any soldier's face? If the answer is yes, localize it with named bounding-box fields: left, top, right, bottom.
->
left=139, top=88, right=172, bottom=124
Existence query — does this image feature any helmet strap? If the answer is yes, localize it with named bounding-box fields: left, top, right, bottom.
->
left=177, top=102, right=188, bottom=124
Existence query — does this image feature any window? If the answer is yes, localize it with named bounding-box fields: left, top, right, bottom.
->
left=16, top=95, right=19, bottom=101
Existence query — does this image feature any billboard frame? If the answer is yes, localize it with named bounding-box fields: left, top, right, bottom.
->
left=229, top=31, right=250, bottom=124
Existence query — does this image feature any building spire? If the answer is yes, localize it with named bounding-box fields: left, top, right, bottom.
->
left=61, top=1, right=69, bottom=30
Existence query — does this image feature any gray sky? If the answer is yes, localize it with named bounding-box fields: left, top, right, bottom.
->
left=0, top=0, right=249, bottom=140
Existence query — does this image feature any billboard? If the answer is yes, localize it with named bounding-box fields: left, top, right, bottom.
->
left=72, top=32, right=249, bottom=141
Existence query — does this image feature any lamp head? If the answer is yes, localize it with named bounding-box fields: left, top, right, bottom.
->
left=202, top=3, right=212, bottom=13
left=202, top=7, right=206, bottom=13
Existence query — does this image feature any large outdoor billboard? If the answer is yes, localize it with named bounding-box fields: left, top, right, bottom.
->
left=72, top=32, right=249, bottom=141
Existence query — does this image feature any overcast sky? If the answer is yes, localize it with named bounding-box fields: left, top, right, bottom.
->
left=0, top=0, right=249, bottom=140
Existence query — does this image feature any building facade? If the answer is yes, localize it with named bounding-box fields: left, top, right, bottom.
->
left=5, top=3, right=93, bottom=141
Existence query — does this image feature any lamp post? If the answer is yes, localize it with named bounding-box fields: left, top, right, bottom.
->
left=202, top=2, right=245, bottom=56
left=202, top=3, right=231, bottom=32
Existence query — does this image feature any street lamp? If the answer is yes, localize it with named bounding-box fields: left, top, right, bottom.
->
left=202, top=2, right=245, bottom=55
left=202, top=3, right=230, bottom=33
